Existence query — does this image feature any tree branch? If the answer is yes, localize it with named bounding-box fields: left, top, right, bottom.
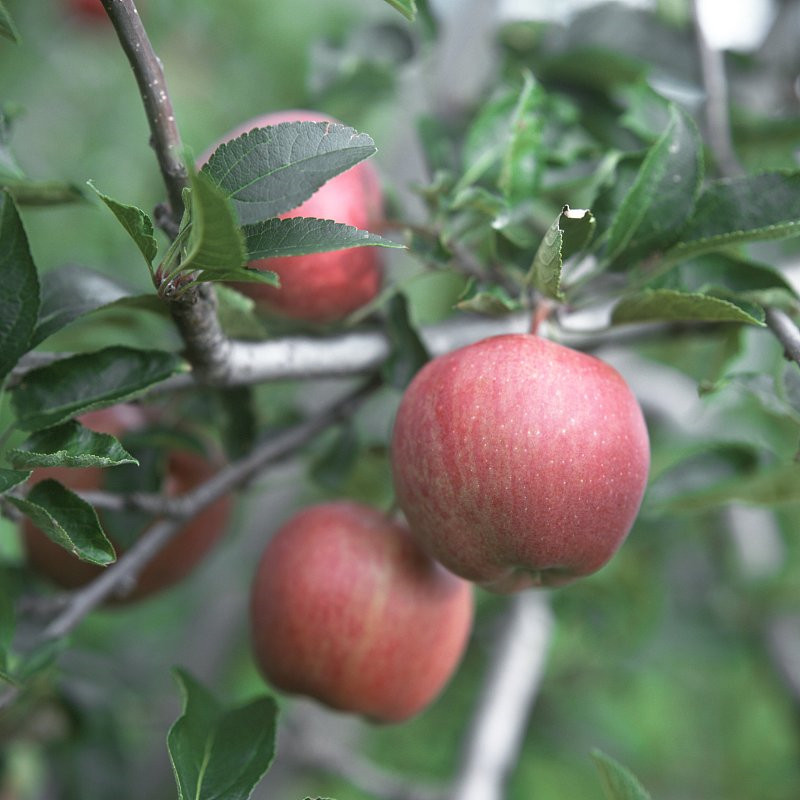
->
left=691, top=0, right=743, bottom=178
left=449, top=591, right=554, bottom=800
left=15, top=380, right=377, bottom=649
left=765, top=307, right=800, bottom=368
left=101, top=0, right=187, bottom=223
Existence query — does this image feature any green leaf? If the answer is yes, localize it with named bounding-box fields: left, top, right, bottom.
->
left=605, top=104, right=703, bottom=265
left=310, top=423, right=360, bottom=492
left=89, top=181, right=158, bottom=266
left=168, top=669, right=278, bottom=800
left=8, top=479, right=115, bottom=566
left=4, top=180, right=88, bottom=206
left=244, top=216, right=402, bottom=260
left=181, top=168, right=247, bottom=273
left=659, top=462, right=800, bottom=512
left=382, top=0, right=416, bottom=21
left=32, top=264, right=141, bottom=347
left=611, top=289, right=764, bottom=326
left=194, top=268, right=280, bottom=287
left=0, top=190, right=39, bottom=384
left=529, top=205, right=595, bottom=300
left=0, top=571, right=13, bottom=657
left=0, top=468, right=31, bottom=494
left=202, top=121, right=376, bottom=225
left=592, top=750, right=652, bottom=800
left=9, top=420, right=138, bottom=469
left=382, top=292, right=430, bottom=389
left=667, top=171, right=800, bottom=262
left=498, top=72, right=544, bottom=204
left=0, top=1, right=19, bottom=43
left=456, top=280, right=520, bottom=316
left=11, top=346, right=186, bottom=432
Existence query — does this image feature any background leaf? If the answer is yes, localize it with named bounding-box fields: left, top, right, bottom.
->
left=382, top=0, right=416, bottom=21
left=9, top=420, right=139, bottom=469
left=605, top=104, right=703, bottom=264
left=666, top=171, right=800, bottom=261
left=0, top=1, right=19, bottom=43
left=244, top=216, right=402, bottom=260
left=0, top=190, right=39, bottom=384
left=168, top=669, right=278, bottom=800
left=202, top=121, right=376, bottom=224
left=611, top=289, right=764, bottom=326
left=11, top=346, right=186, bottom=431
left=8, top=479, right=115, bottom=566
left=592, top=750, right=652, bottom=800
left=381, top=292, right=430, bottom=389
left=32, top=265, right=147, bottom=347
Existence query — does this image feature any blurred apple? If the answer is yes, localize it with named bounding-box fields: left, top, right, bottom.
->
left=250, top=501, right=473, bottom=722
left=22, top=404, right=232, bottom=603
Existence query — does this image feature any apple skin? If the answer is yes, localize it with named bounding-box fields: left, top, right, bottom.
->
left=249, top=501, right=473, bottom=722
left=67, top=0, right=107, bottom=21
left=22, top=404, right=232, bottom=603
left=201, top=110, right=383, bottom=323
left=390, top=334, right=650, bottom=593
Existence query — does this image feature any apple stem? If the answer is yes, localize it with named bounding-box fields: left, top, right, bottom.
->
left=529, top=299, right=553, bottom=336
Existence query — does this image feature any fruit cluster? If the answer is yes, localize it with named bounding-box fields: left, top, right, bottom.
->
left=22, top=110, right=650, bottom=724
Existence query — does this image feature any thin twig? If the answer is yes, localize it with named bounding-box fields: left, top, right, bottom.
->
left=101, top=0, right=187, bottom=223
left=765, top=307, right=800, bottom=368
left=17, top=380, right=377, bottom=648
left=691, top=0, right=743, bottom=178
left=449, top=592, right=554, bottom=800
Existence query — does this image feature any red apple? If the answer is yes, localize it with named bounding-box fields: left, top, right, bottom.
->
left=200, top=110, right=383, bottom=323
left=390, top=333, right=650, bottom=592
left=67, top=0, right=107, bottom=21
left=22, top=404, right=232, bottom=603
left=249, top=501, right=473, bottom=722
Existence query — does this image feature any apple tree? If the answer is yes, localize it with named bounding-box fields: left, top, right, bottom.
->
left=1, top=0, right=800, bottom=799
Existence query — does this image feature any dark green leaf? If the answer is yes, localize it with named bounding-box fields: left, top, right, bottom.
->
left=8, top=479, right=115, bottom=565
left=244, top=216, right=402, bottom=260
left=11, top=346, right=186, bottom=431
left=0, top=191, right=39, bottom=384
left=592, top=750, right=652, bottom=800
left=202, top=121, right=376, bottom=225
left=382, top=292, right=430, bottom=389
left=611, top=289, right=764, bottom=326
left=168, top=669, right=278, bottom=800
left=0, top=467, right=31, bottom=494
left=667, top=172, right=800, bottom=262
left=194, top=267, right=280, bottom=287
left=0, top=2, right=19, bottom=43
left=89, top=181, right=159, bottom=266
left=310, top=423, right=360, bottom=491
left=32, top=265, right=139, bottom=347
left=498, top=72, right=545, bottom=204
left=9, top=420, right=138, bottom=469
left=382, top=0, right=416, bottom=21
left=529, top=206, right=595, bottom=300
left=605, top=104, right=703, bottom=265
left=181, top=168, right=247, bottom=273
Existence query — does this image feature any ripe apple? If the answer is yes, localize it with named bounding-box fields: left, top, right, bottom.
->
left=22, top=404, right=232, bottom=603
left=200, top=110, right=384, bottom=323
left=249, top=501, right=473, bottom=722
left=67, top=0, right=107, bottom=21
left=390, top=333, right=650, bottom=592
